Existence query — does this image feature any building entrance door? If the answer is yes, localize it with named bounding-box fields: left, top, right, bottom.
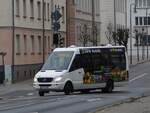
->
left=0, top=66, right=4, bottom=84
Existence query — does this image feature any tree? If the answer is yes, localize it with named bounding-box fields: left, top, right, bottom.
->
left=113, top=29, right=129, bottom=49
left=78, top=24, right=89, bottom=46
left=105, top=23, right=113, bottom=44
left=78, top=24, right=98, bottom=46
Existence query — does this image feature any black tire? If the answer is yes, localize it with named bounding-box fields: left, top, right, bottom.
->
left=80, top=89, right=90, bottom=94
left=64, top=82, right=73, bottom=95
left=102, top=80, right=114, bottom=93
left=39, top=91, right=45, bottom=96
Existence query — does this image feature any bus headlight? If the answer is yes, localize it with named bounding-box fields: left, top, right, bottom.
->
left=54, top=77, right=62, bottom=82
left=34, top=77, right=38, bottom=82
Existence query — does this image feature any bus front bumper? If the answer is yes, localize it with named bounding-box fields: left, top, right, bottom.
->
left=33, top=82, right=65, bottom=92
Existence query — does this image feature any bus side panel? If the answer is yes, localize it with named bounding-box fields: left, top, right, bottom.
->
left=65, top=68, right=85, bottom=90
left=80, top=47, right=128, bottom=86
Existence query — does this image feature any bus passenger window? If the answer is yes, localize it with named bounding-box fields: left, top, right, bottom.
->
left=69, top=55, right=81, bottom=72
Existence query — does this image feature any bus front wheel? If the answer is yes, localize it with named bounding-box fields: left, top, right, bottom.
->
left=102, top=80, right=114, bottom=93
left=39, top=91, right=45, bottom=96
left=64, top=82, right=73, bottom=95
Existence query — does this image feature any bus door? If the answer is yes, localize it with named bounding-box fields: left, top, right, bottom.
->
left=69, top=54, right=84, bottom=89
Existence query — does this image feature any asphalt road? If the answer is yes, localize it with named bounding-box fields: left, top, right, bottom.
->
left=0, top=62, right=150, bottom=113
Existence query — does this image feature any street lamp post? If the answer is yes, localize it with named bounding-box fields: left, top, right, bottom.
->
left=146, top=8, right=148, bottom=60
left=42, top=0, right=45, bottom=63
left=135, top=29, right=139, bottom=61
left=114, top=0, right=116, bottom=45
left=142, top=28, right=145, bottom=60
left=91, top=0, right=96, bottom=46
left=12, top=0, right=15, bottom=83
left=130, top=3, right=137, bottom=64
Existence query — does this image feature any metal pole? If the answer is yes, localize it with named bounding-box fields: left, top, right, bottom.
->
left=51, top=0, right=54, bottom=49
left=137, top=34, right=139, bottom=61
left=146, top=8, right=148, bottom=60
left=12, top=0, right=15, bottom=83
left=136, top=31, right=139, bottom=61
left=114, top=0, right=116, bottom=45
left=66, top=0, right=69, bottom=47
left=142, top=29, right=144, bottom=60
left=42, top=0, right=45, bottom=63
left=92, top=0, right=96, bottom=46
left=130, top=4, right=133, bottom=64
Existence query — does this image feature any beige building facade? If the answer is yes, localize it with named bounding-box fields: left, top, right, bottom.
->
left=66, top=0, right=101, bottom=46
left=0, top=0, right=66, bottom=83
left=100, top=0, right=127, bottom=44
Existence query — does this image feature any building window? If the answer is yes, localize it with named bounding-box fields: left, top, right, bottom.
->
left=143, top=0, right=147, bottom=7
left=62, top=7, right=65, bottom=23
left=135, top=17, right=138, bottom=25
left=23, top=0, right=27, bottom=18
left=148, top=0, right=150, bottom=7
left=47, top=3, right=50, bottom=21
left=16, top=34, right=20, bottom=55
left=31, top=35, right=35, bottom=54
left=30, top=0, right=34, bottom=19
left=148, top=17, right=150, bottom=25
left=116, top=0, right=119, bottom=12
left=38, top=36, right=42, bottom=54
left=135, top=0, right=139, bottom=7
left=139, top=0, right=142, bottom=7
left=44, top=2, right=46, bottom=20
left=144, top=17, right=148, bottom=25
left=16, top=0, right=20, bottom=17
left=37, top=1, right=41, bottom=20
left=139, top=17, right=143, bottom=25
left=24, top=35, right=27, bottom=55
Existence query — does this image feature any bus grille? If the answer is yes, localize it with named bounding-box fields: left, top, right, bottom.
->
left=38, top=78, right=53, bottom=83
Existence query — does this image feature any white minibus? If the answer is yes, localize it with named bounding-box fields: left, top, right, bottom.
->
left=33, top=45, right=129, bottom=96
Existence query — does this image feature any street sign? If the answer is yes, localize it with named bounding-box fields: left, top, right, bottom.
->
left=51, top=8, right=62, bottom=32
left=53, top=22, right=61, bottom=32
left=59, top=37, right=64, bottom=47
left=52, top=9, right=62, bottom=22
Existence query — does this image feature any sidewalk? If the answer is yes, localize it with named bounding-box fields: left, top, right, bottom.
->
left=95, top=95, right=150, bottom=113
left=0, top=79, right=34, bottom=96
left=129, top=55, right=150, bottom=67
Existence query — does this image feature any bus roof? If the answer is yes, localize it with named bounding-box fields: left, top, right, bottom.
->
left=53, top=45, right=125, bottom=52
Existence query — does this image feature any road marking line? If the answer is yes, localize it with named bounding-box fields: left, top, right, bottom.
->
left=27, top=93, right=34, bottom=96
left=87, top=98, right=101, bottom=102
left=129, top=73, right=147, bottom=83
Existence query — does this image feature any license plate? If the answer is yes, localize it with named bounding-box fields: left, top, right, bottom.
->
left=40, top=86, right=48, bottom=89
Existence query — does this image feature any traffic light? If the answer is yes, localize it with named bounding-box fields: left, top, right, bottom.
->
left=53, top=34, right=59, bottom=45
left=59, top=38, right=64, bottom=47
left=53, top=22, right=60, bottom=32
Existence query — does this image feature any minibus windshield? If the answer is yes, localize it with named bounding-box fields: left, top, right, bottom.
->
left=42, top=51, right=74, bottom=71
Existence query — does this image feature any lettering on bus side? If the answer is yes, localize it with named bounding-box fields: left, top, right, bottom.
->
left=79, top=48, right=128, bottom=84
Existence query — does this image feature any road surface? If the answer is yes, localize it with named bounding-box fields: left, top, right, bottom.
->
left=0, top=62, right=150, bottom=113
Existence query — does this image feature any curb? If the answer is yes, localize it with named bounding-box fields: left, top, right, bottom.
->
left=130, top=59, right=150, bottom=68
left=92, top=90, right=150, bottom=113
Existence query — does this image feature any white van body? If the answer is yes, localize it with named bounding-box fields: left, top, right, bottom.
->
left=33, top=45, right=129, bottom=96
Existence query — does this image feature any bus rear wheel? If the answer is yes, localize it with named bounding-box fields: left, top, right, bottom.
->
left=102, top=80, right=114, bottom=93
left=64, top=82, right=73, bottom=95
